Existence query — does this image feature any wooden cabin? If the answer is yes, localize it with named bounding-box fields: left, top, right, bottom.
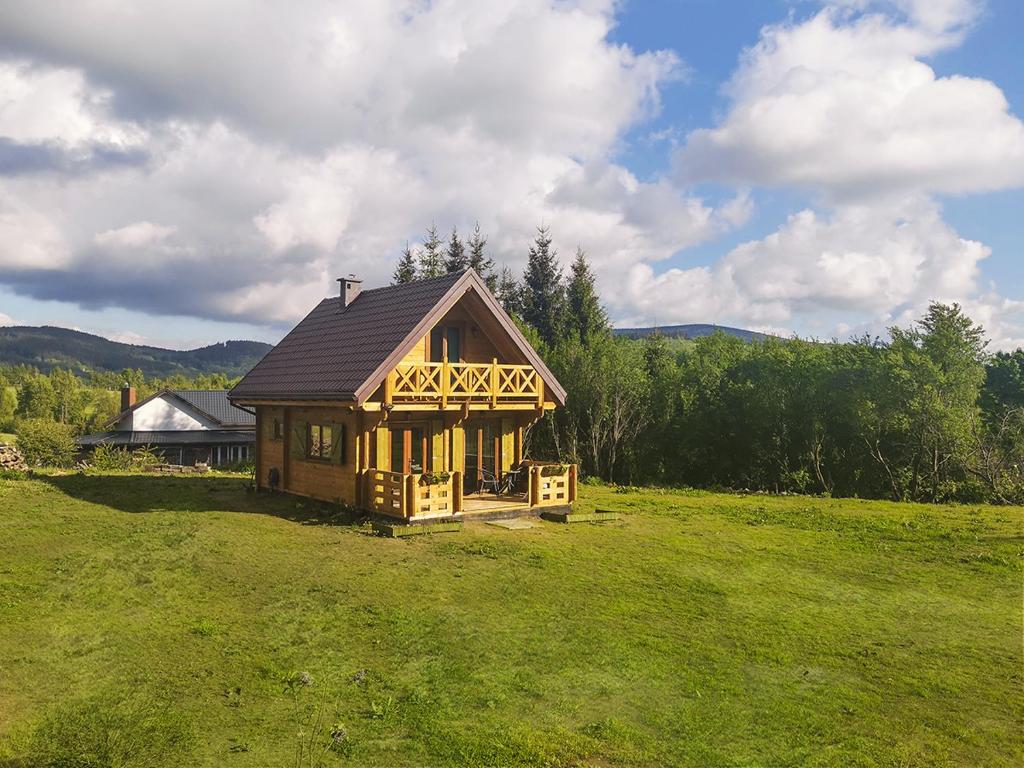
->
left=229, top=269, right=576, bottom=521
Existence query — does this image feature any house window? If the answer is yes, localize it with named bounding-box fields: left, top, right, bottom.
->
left=272, top=418, right=283, bottom=440
left=430, top=326, right=461, bottom=363
left=307, top=423, right=332, bottom=461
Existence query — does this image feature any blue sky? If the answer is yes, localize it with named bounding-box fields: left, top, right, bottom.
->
left=0, top=0, right=1022, bottom=348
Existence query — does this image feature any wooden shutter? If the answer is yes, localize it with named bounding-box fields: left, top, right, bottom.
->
left=331, top=422, right=346, bottom=464
left=291, top=419, right=306, bottom=459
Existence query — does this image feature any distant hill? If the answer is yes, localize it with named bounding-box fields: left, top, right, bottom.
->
left=0, top=326, right=272, bottom=378
left=613, top=323, right=770, bottom=343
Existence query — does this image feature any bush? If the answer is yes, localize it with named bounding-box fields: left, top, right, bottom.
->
left=88, top=444, right=164, bottom=472
left=90, top=442, right=136, bottom=470
left=15, top=419, right=76, bottom=468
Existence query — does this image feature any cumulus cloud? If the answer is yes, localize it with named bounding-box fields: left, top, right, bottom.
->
left=0, top=0, right=738, bottom=329
left=676, top=2, right=1024, bottom=199
left=642, top=0, right=1024, bottom=348
left=0, top=311, right=16, bottom=326
left=611, top=196, right=1024, bottom=350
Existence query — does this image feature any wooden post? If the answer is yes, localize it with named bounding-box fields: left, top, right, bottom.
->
left=384, top=370, right=394, bottom=406
left=491, top=358, right=498, bottom=408
left=568, top=464, right=578, bottom=503
left=529, top=466, right=540, bottom=507
left=536, top=377, right=544, bottom=408
left=405, top=474, right=417, bottom=519
left=441, top=360, right=449, bottom=409
left=452, top=470, right=463, bottom=514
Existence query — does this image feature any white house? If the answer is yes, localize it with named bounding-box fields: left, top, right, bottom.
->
left=78, top=387, right=255, bottom=466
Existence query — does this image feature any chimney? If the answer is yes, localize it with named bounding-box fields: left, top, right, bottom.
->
left=120, top=384, right=136, bottom=413
left=337, top=275, right=362, bottom=308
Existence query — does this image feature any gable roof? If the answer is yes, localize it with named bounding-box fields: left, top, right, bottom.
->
left=107, top=389, right=254, bottom=429
left=229, top=269, right=566, bottom=405
left=173, top=390, right=255, bottom=426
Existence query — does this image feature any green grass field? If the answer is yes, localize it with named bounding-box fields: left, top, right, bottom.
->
left=1, top=473, right=1021, bottom=767
left=0, top=433, right=15, bottom=445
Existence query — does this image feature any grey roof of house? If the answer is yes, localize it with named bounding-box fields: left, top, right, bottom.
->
left=78, top=430, right=255, bottom=447
left=172, top=390, right=254, bottom=426
left=228, top=271, right=467, bottom=401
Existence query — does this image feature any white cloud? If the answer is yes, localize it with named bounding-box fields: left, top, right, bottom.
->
left=637, top=0, right=1024, bottom=350
left=675, top=2, right=1024, bottom=199
left=94, top=221, right=176, bottom=248
left=0, top=0, right=740, bottom=329
left=611, top=196, right=1024, bottom=350
left=0, top=311, right=17, bottom=326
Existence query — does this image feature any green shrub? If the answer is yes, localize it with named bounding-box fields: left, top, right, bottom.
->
left=90, top=442, right=135, bottom=470
left=220, top=459, right=255, bottom=474
left=15, top=418, right=76, bottom=468
left=131, top=445, right=163, bottom=469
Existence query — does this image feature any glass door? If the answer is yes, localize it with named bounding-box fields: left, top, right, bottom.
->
left=464, top=420, right=497, bottom=493
left=390, top=425, right=427, bottom=474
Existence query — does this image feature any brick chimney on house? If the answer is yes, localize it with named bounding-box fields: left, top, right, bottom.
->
left=337, top=275, right=362, bottom=308
left=120, top=384, right=136, bottom=413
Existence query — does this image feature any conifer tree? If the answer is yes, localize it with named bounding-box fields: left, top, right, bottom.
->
left=566, top=247, right=608, bottom=342
left=521, top=225, right=565, bottom=346
left=444, top=227, right=467, bottom=273
left=392, top=242, right=418, bottom=284
left=418, top=223, right=445, bottom=279
left=496, top=267, right=523, bottom=317
left=466, top=222, right=497, bottom=291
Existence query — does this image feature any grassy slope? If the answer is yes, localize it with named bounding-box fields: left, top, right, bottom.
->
left=0, top=474, right=1020, bottom=767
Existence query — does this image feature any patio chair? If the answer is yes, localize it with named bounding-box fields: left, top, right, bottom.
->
left=478, top=468, right=501, bottom=495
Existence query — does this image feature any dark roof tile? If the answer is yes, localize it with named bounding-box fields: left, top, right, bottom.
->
left=229, top=272, right=465, bottom=400
left=172, top=390, right=254, bottom=426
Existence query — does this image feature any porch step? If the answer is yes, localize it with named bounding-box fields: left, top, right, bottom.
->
left=372, top=520, right=463, bottom=538
left=541, top=509, right=621, bottom=524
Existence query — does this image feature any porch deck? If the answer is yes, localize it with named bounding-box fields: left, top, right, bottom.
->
left=461, top=491, right=531, bottom=514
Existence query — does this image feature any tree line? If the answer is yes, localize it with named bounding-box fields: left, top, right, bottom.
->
left=0, top=364, right=240, bottom=466
left=394, top=224, right=1024, bottom=504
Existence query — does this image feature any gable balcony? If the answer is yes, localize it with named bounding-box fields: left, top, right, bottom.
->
left=383, top=360, right=545, bottom=408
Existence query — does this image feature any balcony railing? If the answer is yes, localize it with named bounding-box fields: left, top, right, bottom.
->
left=385, top=361, right=543, bottom=407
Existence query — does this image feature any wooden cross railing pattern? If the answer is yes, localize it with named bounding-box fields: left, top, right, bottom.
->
left=387, top=361, right=543, bottom=407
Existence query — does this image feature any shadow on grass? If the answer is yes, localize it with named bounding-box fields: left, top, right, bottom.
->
left=36, top=472, right=366, bottom=527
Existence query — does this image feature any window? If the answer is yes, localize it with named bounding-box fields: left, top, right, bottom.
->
left=430, top=326, right=461, bottom=363
left=272, top=418, right=283, bottom=440
left=306, top=423, right=333, bottom=461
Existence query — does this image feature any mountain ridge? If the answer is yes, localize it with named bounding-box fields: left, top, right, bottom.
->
left=613, top=323, right=769, bottom=342
left=0, top=325, right=273, bottom=378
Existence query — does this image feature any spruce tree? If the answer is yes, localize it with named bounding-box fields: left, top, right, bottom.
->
left=467, top=222, right=497, bottom=291
left=392, top=242, right=418, bottom=284
left=444, top=226, right=468, bottom=274
left=418, top=223, right=445, bottom=279
left=566, top=247, right=608, bottom=342
left=496, top=267, right=523, bottom=317
left=521, top=225, right=565, bottom=346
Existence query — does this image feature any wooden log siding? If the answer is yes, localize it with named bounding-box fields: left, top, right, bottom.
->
left=282, top=408, right=357, bottom=504
left=256, top=406, right=285, bottom=490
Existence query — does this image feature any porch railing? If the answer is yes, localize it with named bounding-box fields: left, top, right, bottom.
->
left=364, top=464, right=577, bottom=519
left=385, top=361, right=544, bottom=407
left=524, top=462, right=578, bottom=508
left=366, top=469, right=464, bottom=520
